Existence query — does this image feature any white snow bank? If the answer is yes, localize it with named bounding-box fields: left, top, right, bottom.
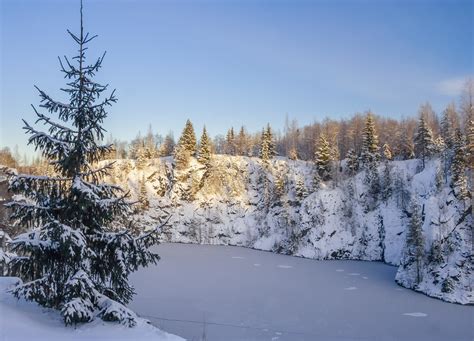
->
left=0, top=277, right=184, bottom=341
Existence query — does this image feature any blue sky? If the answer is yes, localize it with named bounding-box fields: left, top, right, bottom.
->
left=1, top=0, right=472, bottom=157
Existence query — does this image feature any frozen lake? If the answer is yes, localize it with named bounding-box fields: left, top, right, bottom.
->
left=130, top=243, right=473, bottom=341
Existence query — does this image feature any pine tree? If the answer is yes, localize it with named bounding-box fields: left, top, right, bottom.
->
left=451, top=129, right=469, bottom=200
left=198, top=126, right=212, bottom=167
left=314, top=134, right=332, bottom=180
left=6, top=3, right=161, bottom=326
left=360, top=112, right=379, bottom=166
left=414, top=110, right=434, bottom=169
left=405, top=203, right=424, bottom=284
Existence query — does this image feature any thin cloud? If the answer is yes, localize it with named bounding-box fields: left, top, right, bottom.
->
left=436, top=76, right=471, bottom=96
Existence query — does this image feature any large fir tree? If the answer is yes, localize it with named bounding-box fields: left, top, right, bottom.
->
left=6, top=3, right=162, bottom=326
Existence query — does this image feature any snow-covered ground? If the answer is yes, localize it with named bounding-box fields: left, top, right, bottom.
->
left=130, top=243, right=473, bottom=341
left=0, top=277, right=184, bottom=341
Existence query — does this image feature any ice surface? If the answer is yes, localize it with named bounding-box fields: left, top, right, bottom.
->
left=130, top=243, right=473, bottom=341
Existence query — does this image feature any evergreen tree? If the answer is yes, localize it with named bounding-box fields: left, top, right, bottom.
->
left=288, top=147, right=298, bottom=160
left=314, top=134, right=332, bottom=180
left=160, top=133, right=175, bottom=157
left=414, top=110, right=434, bottom=169
left=346, top=148, right=359, bottom=175
left=398, top=130, right=415, bottom=160
left=382, top=143, right=392, bottom=161
left=433, top=136, right=446, bottom=155
left=404, top=203, right=425, bottom=284
left=198, top=126, right=212, bottom=167
left=295, top=177, right=307, bottom=201
left=6, top=4, right=161, bottom=326
left=451, top=129, right=469, bottom=200
left=225, top=127, right=236, bottom=155
left=236, top=126, right=248, bottom=156
left=174, top=143, right=190, bottom=170
left=265, top=124, right=276, bottom=158
left=360, top=113, right=381, bottom=203
left=440, top=103, right=458, bottom=149
left=139, top=175, right=149, bottom=211
left=178, top=119, right=197, bottom=156
left=273, top=172, right=286, bottom=201
left=312, top=171, right=321, bottom=191
left=259, top=125, right=275, bottom=165
left=467, top=116, right=474, bottom=169
left=360, top=112, right=379, bottom=166
left=135, top=141, right=148, bottom=170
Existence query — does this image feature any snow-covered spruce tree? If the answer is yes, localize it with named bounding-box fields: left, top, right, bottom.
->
left=225, top=127, right=236, bottom=155
left=160, top=133, right=175, bottom=157
left=382, top=143, right=392, bottom=161
left=135, top=142, right=148, bottom=170
left=288, top=147, right=298, bottom=161
left=360, top=112, right=380, bottom=166
left=259, top=125, right=275, bottom=165
left=198, top=126, right=212, bottom=167
left=314, top=134, right=331, bottom=180
left=236, top=126, right=248, bottom=156
left=345, top=148, right=359, bottom=176
left=361, top=113, right=380, bottom=203
left=138, top=175, right=149, bottom=211
left=178, top=119, right=197, bottom=156
left=6, top=5, right=161, bottom=326
left=174, top=120, right=196, bottom=170
left=398, top=129, right=415, bottom=160
left=397, top=203, right=425, bottom=285
left=440, top=103, right=458, bottom=149
left=450, top=129, right=469, bottom=201
left=467, top=116, right=474, bottom=169
left=414, top=110, right=434, bottom=169
left=295, top=176, right=307, bottom=202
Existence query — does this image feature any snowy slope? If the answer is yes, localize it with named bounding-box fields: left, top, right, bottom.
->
left=0, top=277, right=184, bottom=341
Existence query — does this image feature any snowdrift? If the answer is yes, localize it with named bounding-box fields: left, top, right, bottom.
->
left=0, top=277, right=184, bottom=341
